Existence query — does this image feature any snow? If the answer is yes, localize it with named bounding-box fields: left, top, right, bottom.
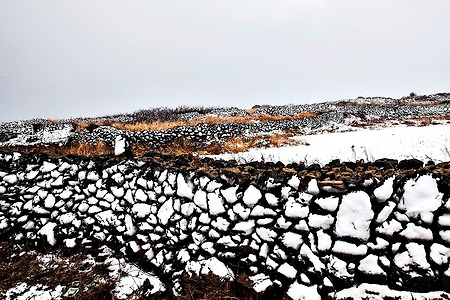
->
left=206, top=180, right=222, bottom=192
left=306, top=179, right=320, bottom=195
left=58, top=213, right=76, bottom=224
left=287, top=281, right=320, bottom=300
left=211, top=217, right=230, bottom=232
left=193, top=190, right=208, bottom=210
left=243, top=185, right=262, bottom=208
left=233, top=203, right=251, bottom=220
left=288, top=175, right=301, bottom=190
left=177, top=173, right=194, bottom=199
left=221, top=186, right=239, bottom=204
left=281, top=232, right=303, bottom=250
left=38, top=222, right=57, bottom=246
left=278, top=262, right=297, bottom=279
left=26, top=170, right=39, bottom=180
left=284, top=198, right=309, bottom=219
left=4, top=283, right=64, bottom=300
left=233, top=220, right=255, bottom=235
left=205, top=124, right=450, bottom=166
left=368, top=237, right=390, bottom=250
left=373, top=176, right=394, bottom=202
left=64, top=238, right=77, bottom=248
left=157, top=199, right=174, bottom=225
left=265, top=193, right=279, bottom=206
left=440, top=230, right=450, bottom=242
left=44, top=194, right=56, bottom=209
left=438, top=214, right=450, bottom=226
left=249, top=274, right=273, bottom=292
left=207, top=192, right=226, bottom=215
left=358, top=254, right=386, bottom=275
left=114, top=135, right=126, bottom=156
left=375, top=201, right=396, bottom=223
left=328, top=255, right=353, bottom=279
left=250, top=205, right=277, bottom=217
left=88, top=205, right=102, bottom=214
left=334, top=191, right=373, bottom=241
left=314, top=196, right=339, bottom=212
left=332, top=240, right=368, bottom=256
left=3, top=174, right=18, bottom=184
left=124, top=214, right=137, bottom=236
left=308, top=214, right=334, bottom=230
left=51, top=176, right=63, bottom=187
left=59, top=189, right=72, bottom=199
left=394, top=243, right=432, bottom=273
left=300, top=244, right=325, bottom=272
left=186, top=257, right=234, bottom=279
left=256, top=227, right=277, bottom=242
left=111, top=186, right=125, bottom=198
left=106, top=256, right=165, bottom=299
left=135, top=189, right=148, bottom=202
left=180, top=202, right=196, bottom=217
left=41, top=161, right=57, bottom=173
left=217, top=236, right=237, bottom=247
left=399, top=175, right=443, bottom=220
left=316, top=229, right=332, bottom=251
left=4, top=118, right=450, bottom=298
left=399, top=223, right=433, bottom=240
left=333, top=283, right=450, bottom=300
left=430, top=243, right=450, bottom=265
left=132, top=203, right=152, bottom=218
left=376, top=218, right=403, bottom=236
left=277, top=216, right=292, bottom=229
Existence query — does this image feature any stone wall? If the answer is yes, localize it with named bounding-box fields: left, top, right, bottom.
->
left=1, top=151, right=450, bottom=298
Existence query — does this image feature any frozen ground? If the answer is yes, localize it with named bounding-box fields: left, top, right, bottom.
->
left=205, top=123, right=450, bottom=165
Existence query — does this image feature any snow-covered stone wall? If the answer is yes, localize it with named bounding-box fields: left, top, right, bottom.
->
left=1, top=152, right=450, bottom=298
left=2, top=94, right=450, bottom=149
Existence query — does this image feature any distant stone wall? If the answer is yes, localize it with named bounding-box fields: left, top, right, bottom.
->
left=2, top=93, right=450, bottom=150
left=1, top=152, right=450, bottom=298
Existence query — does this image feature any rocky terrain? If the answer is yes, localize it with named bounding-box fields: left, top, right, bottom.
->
left=1, top=93, right=450, bottom=299
left=1, top=93, right=449, bottom=156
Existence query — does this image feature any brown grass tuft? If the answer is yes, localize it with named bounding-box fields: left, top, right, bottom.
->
left=71, top=141, right=113, bottom=156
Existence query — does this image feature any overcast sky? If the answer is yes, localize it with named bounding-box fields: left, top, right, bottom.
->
left=1, top=1, right=449, bottom=121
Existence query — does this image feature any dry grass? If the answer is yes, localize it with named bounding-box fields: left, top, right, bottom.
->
left=1, top=129, right=307, bottom=157
left=0, top=242, right=114, bottom=299
left=73, top=141, right=113, bottom=156
left=2, top=141, right=114, bottom=157
left=403, top=101, right=448, bottom=106
left=74, top=112, right=316, bottom=133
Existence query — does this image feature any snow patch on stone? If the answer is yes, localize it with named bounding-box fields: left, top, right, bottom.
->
left=399, top=175, right=442, bottom=220
left=334, top=191, right=373, bottom=241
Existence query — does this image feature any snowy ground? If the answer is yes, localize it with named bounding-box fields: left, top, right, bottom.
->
left=205, top=123, right=450, bottom=165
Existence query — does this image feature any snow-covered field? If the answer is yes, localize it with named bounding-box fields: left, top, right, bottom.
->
left=206, top=123, right=450, bottom=165
left=2, top=98, right=450, bottom=299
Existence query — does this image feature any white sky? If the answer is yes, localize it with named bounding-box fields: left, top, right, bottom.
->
left=1, top=1, right=449, bottom=121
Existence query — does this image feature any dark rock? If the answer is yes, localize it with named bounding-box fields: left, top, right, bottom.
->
left=373, top=158, right=398, bottom=169
left=307, top=164, right=321, bottom=172
left=328, top=159, right=341, bottom=168
left=342, top=161, right=357, bottom=170
left=398, top=159, right=423, bottom=170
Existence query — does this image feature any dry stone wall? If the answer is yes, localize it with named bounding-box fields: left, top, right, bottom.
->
left=1, top=152, right=450, bottom=298
left=2, top=93, right=450, bottom=150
